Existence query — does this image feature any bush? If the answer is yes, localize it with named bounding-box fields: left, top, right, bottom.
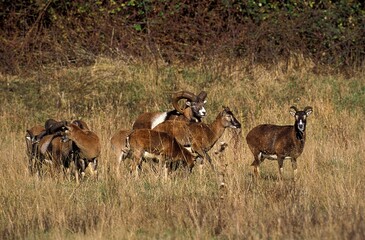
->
left=0, top=0, right=364, bottom=74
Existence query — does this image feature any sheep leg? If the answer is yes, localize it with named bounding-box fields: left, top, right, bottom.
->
left=28, top=141, right=39, bottom=175
left=194, top=157, right=204, bottom=176
left=130, top=157, right=140, bottom=178
left=163, top=161, right=169, bottom=181
left=28, top=157, right=36, bottom=175
left=277, top=157, right=284, bottom=180
left=90, top=158, right=98, bottom=180
left=187, top=160, right=195, bottom=174
left=79, top=159, right=86, bottom=180
left=204, top=152, right=215, bottom=171
left=131, top=150, right=143, bottom=178
left=64, top=167, right=71, bottom=181
left=116, top=149, right=130, bottom=178
left=193, top=145, right=215, bottom=171
left=169, top=161, right=179, bottom=171
left=35, top=157, right=43, bottom=178
left=253, top=165, right=260, bottom=177
left=291, top=158, right=297, bottom=181
left=75, top=171, right=79, bottom=184
left=251, top=151, right=262, bottom=178
left=72, top=161, right=80, bottom=184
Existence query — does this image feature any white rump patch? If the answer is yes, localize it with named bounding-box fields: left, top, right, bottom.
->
left=151, top=112, right=168, bottom=129
left=40, top=138, right=53, bottom=154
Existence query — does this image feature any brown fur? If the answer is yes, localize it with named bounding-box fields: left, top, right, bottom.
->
left=26, top=125, right=45, bottom=137
left=65, top=123, right=101, bottom=179
left=153, top=107, right=241, bottom=167
left=110, top=129, right=134, bottom=164
left=25, top=125, right=45, bottom=175
left=132, top=109, right=202, bottom=130
left=35, top=119, right=67, bottom=141
left=132, top=112, right=169, bottom=129
left=132, top=91, right=207, bottom=130
left=38, top=134, right=73, bottom=169
left=246, top=106, right=313, bottom=180
left=25, top=125, right=45, bottom=157
left=26, top=125, right=74, bottom=176
left=167, top=107, right=199, bottom=122
left=71, top=119, right=90, bottom=130
left=127, top=129, right=197, bottom=176
left=65, top=123, right=100, bottom=160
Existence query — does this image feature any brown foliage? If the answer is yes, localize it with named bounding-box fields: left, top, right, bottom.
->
left=0, top=0, right=364, bottom=74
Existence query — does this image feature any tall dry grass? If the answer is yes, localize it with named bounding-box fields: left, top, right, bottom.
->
left=0, top=57, right=364, bottom=239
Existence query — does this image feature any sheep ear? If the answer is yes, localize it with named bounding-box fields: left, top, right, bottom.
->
left=185, top=101, right=191, bottom=106
left=289, top=106, right=297, bottom=116
left=304, top=106, right=313, bottom=116
left=26, top=130, right=34, bottom=138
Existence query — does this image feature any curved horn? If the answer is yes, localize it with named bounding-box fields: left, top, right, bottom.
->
left=197, top=91, right=207, bottom=101
left=172, top=91, right=198, bottom=114
left=289, top=106, right=298, bottom=116
left=304, top=106, right=313, bottom=115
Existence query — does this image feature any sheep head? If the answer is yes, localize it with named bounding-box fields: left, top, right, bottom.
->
left=171, top=90, right=207, bottom=120
left=290, top=106, right=313, bottom=133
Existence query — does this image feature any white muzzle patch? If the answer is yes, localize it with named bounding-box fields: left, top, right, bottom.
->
left=298, top=119, right=305, bottom=132
left=199, top=107, right=206, bottom=117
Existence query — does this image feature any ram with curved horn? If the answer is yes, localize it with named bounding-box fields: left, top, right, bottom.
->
left=132, top=90, right=207, bottom=130
left=153, top=106, right=242, bottom=171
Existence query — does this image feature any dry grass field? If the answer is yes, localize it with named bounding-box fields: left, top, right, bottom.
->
left=0, top=58, right=364, bottom=239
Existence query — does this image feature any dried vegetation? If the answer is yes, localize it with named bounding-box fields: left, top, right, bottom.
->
left=0, top=56, right=364, bottom=239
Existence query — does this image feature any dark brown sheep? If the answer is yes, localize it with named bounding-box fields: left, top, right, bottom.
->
left=132, top=90, right=207, bottom=129
left=153, top=106, right=241, bottom=169
left=64, top=122, right=101, bottom=182
left=246, top=106, right=313, bottom=180
left=111, top=129, right=199, bottom=178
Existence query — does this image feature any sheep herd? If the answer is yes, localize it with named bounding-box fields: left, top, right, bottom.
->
left=25, top=90, right=312, bottom=182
